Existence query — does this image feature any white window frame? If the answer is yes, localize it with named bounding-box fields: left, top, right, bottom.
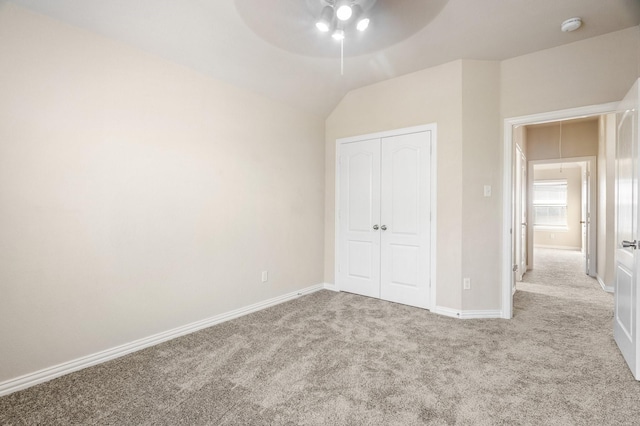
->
left=532, top=179, right=568, bottom=231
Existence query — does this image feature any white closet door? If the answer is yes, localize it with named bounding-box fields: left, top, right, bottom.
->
left=380, top=131, right=431, bottom=308
left=338, top=139, right=381, bottom=298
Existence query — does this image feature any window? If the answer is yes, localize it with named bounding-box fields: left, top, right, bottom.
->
left=533, top=180, right=568, bottom=228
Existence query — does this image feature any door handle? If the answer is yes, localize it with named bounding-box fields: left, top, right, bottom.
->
left=580, top=221, right=586, bottom=224
left=521, top=222, right=527, bottom=226
left=373, top=224, right=379, bottom=230
left=622, top=240, right=638, bottom=249
left=381, top=225, right=387, bottom=231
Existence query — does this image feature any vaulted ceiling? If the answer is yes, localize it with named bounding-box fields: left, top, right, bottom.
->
left=5, top=0, right=640, bottom=116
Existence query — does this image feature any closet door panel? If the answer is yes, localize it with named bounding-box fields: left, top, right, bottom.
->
left=338, top=139, right=381, bottom=298
left=380, top=131, right=431, bottom=308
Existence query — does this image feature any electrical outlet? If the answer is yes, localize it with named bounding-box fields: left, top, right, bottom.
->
left=483, top=185, right=492, bottom=197
left=261, top=271, right=268, bottom=283
left=463, top=278, right=471, bottom=290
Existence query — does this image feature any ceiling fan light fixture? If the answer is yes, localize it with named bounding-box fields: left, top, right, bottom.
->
left=357, top=17, right=369, bottom=31
left=335, top=1, right=353, bottom=21
left=315, top=6, right=333, bottom=32
left=316, top=21, right=330, bottom=32
left=351, top=4, right=369, bottom=31
left=313, top=0, right=371, bottom=75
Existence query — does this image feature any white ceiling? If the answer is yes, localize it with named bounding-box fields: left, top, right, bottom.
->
left=5, top=0, right=640, bottom=117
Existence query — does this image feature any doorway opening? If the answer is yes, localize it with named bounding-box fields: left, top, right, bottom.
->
left=502, top=103, right=618, bottom=318
left=528, top=157, right=596, bottom=277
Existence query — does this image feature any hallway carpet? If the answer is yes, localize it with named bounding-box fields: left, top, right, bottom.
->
left=2, top=248, right=639, bottom=425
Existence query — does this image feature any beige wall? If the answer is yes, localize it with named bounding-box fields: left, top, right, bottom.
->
left=0, top=5, right=325, bottom=383
left=532, top=166, right=582, bottom=249
left=461, top=61, right=502, bottom=311
left=501, top=26, right=640, bottom=119
left=527, top=119, right=600, bottom=161
left=325, top=60, right=464, bottom=310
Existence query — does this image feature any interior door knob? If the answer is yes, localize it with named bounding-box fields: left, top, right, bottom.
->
left=622, top=240, right=638, bottom=249
left=373, top=224, right=379, bottom=230
left=381, top=225, right=387, bottom=231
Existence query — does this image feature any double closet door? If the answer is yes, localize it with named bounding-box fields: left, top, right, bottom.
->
left=337, top=130, right=432, bottom=309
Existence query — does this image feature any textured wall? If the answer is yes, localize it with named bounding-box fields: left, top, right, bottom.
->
left=460, top=61, right=502, bottom=311
left=501, top=26, right=640, bottom=119
left=0, top=5, right=325, bottom=382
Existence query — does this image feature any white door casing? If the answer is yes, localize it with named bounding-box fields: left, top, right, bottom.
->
left=614, top=79, right=640, bottom=380
left=514, top=148, right=522, bottom=283
left=521, top=157, right=528, bottom=279
left=587, top=160, right=596, bottom=277
left=514, top=145, right=527, bottom=282
left=336, top=124, right=436, bottom=310
left=581, top=164, right=589, bottom=274
left=580, top=161, right=597, bottom=276
left=380, top=132, right=431, bottom=308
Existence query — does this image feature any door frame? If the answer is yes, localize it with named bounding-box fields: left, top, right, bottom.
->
left=514, top=144, right=527, bottom=283
left=502, top=103, right=618, bottom=319
left=335, top=123, right=438, bottom=310
left=527, top=156, right=597, bottom=273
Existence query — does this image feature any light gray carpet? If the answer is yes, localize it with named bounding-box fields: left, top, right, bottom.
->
left=2, top=248, right=640, bottom=425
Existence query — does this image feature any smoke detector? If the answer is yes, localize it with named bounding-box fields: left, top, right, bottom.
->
left=561, top=17, right=582, bottom=32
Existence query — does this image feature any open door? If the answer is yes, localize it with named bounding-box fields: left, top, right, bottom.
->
left=514, top=145, right=527, bottom=281
left=614, top=79, right=640, bottom=380
left=581, top=163, right=587, bottom=272
left=581, top=161, right=596, bottom=276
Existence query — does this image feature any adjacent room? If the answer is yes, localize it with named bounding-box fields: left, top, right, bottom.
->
left=516, top=117, right=601, bottom=282
left=1, top=0, right=640, bottom=423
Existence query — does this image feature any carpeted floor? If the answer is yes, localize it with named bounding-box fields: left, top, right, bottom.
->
left=2, top=248, right=640, bottom=425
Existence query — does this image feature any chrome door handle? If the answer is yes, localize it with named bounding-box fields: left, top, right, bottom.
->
left=381, top=225, right=387, bottom=231
left=622, top=240, right=638, bottom=249
left=373, top=224, right=379, bottom=230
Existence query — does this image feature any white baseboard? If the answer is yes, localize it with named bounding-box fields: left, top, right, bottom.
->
left=432, top=306, right=503, bottom=319
left=433, top=306, right=461, bottom=318
left=534, top=244, right=581, bottom=250
left=596, top=274, right=614, bottom=293
left=0, top=283, right=325, bottom=397
left=323, top=282, right=339, bottom=292
left=459, top=310, right=503, bottom=319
